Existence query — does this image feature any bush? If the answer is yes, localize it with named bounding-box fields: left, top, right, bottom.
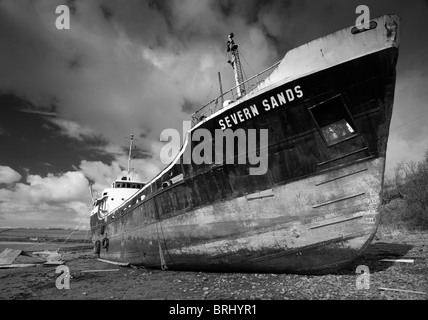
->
left=379, top=198, right=407, bottom=227
left=382, top=150, right=428, bottom=230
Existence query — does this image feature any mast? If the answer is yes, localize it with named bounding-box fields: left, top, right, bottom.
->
left=127, top=133, right=135, bottom=176
left=88, top=183, right=95, bottom=204
left=227, top=33, right=246, bottom=98
left=218, top=71, right=224, bottom=106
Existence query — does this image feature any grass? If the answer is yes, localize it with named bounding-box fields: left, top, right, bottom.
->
left=376, top=223, right=408, bottom=240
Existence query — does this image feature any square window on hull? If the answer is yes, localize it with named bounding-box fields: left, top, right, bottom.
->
left=309, top=95, right=358, bottom=146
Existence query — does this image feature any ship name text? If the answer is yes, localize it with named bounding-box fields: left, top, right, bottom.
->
left=219, top=85, right=303, bottom=130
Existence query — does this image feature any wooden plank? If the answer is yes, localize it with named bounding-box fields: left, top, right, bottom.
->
left=0, top=248, right=22, bottom=265
left=43, top=261, right=65, bottom=266
left=80, top=269, right=120, bottom=273
left=379, top=287, right=426, bottom=295
left=0, top=264, right=38, bottom=269
left=98, top=258, right=129, bottom=266
left=379, top=259, right=414, bottom=263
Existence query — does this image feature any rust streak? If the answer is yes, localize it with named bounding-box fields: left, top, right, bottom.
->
left=317, top=147, right=369, bottom=166
left=310, top=214, right=364, bottom=229
left=312, top=192, right=365, bottom=208
left=315, top=168, right=367, bottom=186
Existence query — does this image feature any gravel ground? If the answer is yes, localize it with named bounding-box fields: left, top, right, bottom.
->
left=0, top=231, right=427, bottom=300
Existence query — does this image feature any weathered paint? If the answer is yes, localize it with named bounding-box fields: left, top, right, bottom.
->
left=92, top=157, right=383, bottom=273
left=90, top=15, right=400, bottom=274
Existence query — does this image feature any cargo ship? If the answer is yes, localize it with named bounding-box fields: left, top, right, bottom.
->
left=90, top=15, right=400, bottom=273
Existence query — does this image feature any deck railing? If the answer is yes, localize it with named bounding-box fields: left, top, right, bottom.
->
left=190, top=61, right=281, bottom=127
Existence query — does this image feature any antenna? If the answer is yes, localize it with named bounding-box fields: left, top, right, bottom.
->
left=124, top=133, right=140, bottom=178
left=88, top=183, right=95, bottom=204
left=127, top=133, right=134, bottom=175
left=226, top=33, right=246, bottom=98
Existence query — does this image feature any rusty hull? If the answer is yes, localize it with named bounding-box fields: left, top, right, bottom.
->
left=96, top=157, right=384, bottom=273
left=91, top=16, right=399, bottom=274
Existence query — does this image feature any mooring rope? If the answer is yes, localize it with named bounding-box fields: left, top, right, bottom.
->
left=156, top=223, right=167, bottom=270
left=158, top=239, right=167, bottom=271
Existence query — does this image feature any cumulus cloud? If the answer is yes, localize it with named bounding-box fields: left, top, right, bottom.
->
left=15, top=171, right=89, bottom=204
left=48, top=118, right=100, bottom=141
left=0, top=168, right=91, bottom=227
left=0, top=199, right=90, bottom=228
left=0, top=0, right=187, bottom=154
left=0, top=159, right=161, bottom=227
left=0, top=166, right=22, bottom=184
left=0, top=0, right=290, bottom=156
left=1, top=0, right=426, bottom=165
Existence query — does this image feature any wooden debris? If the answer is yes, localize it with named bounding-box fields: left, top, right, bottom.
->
left=0, top=248, right=23, bottom=265
left=98, top=258, right=129, bottom=266
left=32, top=251, right=62, bottom=262
left=379, top=287, right=426, bottom=295
left=43, top=260, right=65, bottom=266
left=80, top=269, right=120, bottom=273
left=0, top=264, right=38, bottom=269
left=379, top=259, right=414, bottom=263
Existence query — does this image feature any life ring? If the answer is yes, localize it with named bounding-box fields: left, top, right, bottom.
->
left=94, top=240, right=101, bottom=255
left=101, top=237, right=109, bottom=249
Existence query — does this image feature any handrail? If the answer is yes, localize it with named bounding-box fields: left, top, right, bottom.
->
left=191, top=60, right=281, bottom=120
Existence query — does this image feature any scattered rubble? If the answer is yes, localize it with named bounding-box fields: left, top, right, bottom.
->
left=0, top=232, right=427, bottom=300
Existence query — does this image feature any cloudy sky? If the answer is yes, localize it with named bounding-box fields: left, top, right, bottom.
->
left=0, top=0, right=427, bottom=228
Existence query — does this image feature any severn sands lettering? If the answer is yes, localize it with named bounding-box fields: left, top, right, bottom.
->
left=262, top=85, right=303, bottom=111
left=219, top=85, right=303, bottom=130
left=218, top=105, right=259, bottom=130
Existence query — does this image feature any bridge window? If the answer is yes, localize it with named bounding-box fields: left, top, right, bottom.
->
left=309, top=95, right=358, bottom=146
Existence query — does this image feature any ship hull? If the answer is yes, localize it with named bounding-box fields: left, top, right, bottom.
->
left=91, top=15, right=399, bottom=274
left=94, top=157, right=384, bottom=274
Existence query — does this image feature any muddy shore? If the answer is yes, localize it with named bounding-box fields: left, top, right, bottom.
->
left=0, top=231, right=427, bottom=301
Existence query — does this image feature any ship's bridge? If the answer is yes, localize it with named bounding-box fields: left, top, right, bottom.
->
left=112, top=175, right=146, bottom=189
left=91, top=175, right=146, bottom=217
